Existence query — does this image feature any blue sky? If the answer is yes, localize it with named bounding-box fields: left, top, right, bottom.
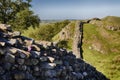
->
left=31, top=0, right=120, bottom=20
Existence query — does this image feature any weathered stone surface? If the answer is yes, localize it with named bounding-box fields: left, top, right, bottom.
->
left=17, top=58, right=25, bottom=65
left=73, top=21, right=83, bottom=58
left=54, top=60, right=63, bottom=65
left=17, top=49, right=30, bottom=58
left=0, top=41, right=5, bottom=46
left=7, top=47, right=18, bottom=54
left=31, top=59, right=39, bottom=65
left=48, top=56, right=55, bottom=62
left=40, top=56, right=48, bottom=62
left=14, top=72, right=25, bottom=80
left=24, top=39, right=34, bottom=46
left=45, top=70, right=57, bottom=78
left=13, top=31, right=21, bottom=37
left=32, top=44, right=41, bottom=51
left=0, top=24, right=109, bottom=80
left=5, top=53, right=15, bottom=63
left=40, top=63, right=56, bottom=69
left=0, top=66, right=5, bottom=75
left=0, top=24, right=11, bottom=31
left=8, top=39, right=17, bottom=45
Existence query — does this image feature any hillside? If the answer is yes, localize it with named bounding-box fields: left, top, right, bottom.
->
left=23, top=16, right=120, bottom=80
left=52, top=16, right=120, bottom=80
left=22, top=20, right=70, bottom=41
left=52, top=21, right=75, bottom=50
left=83, top=23, right=120, bottom=80
left=81, top=16, right=120, bottom=80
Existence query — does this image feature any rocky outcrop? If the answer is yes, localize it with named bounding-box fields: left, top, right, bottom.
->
left=0, top=24, right=109, bottom=80
left=106, top=25, right=120, bottom=31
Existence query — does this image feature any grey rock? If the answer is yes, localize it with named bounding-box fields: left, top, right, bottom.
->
left=83, top=72, right=88, bottom=76
left=24, top=39, right=34, bottom=46
left=45, top=70, right=57, bottom=78
left=40, top=56, right=48, bottom=62
left=30, top=51, right=40, bottom=58
left=0, top=41, right=5, bottom=46
left=48, top=56, right=55, bottom=62
left=13, top=31, right=21, bottom=37
left=0, top=47, right=6, bottom=55
left=17, top=50, right=29, bottom=58
left=17, top=58, right=25, bottom=65
left=41, top=63, right=56, bottom=69
left=0, top=24, right=11, bottom=31
left=7, top=47, right=18, bottom=54
left=18, top=65, right=27, bottom=71
left=33, top=66, right=39, bottom=72
left=32, top=44, right=41, bottom=51
left=8, top=39, right=17, bottom=45
left=5, top=53, right=15, bottom=63
left=4, top=63, right=12, bottom=70
left=54, top=60, right=63, bottom=65
left=0, top=66, right=5, bottom=75
left=31, top=59, right=39, bottom=65
left=14, top=72, right=25, bottom=80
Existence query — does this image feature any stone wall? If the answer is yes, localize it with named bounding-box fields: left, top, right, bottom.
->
left=0, top=24, right=109, bottom=80
left=72, top=21, right=84, bottom=59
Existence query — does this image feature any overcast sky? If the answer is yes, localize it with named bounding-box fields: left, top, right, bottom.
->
left=31, top=0, right=120, bottom=20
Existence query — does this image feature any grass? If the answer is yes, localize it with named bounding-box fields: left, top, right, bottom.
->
left=52, top=21, right=75, bottom=50
left=103, top=16, right=120, bottom=25
left=83, top=23, right=120, bottom=80
left=57, top=39, right=73, bottom=50
left=22, top=20, right=70, bottom=41
left=102, top=16, right=120, bottom=30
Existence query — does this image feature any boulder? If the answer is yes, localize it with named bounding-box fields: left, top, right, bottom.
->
left=13, top=31, right=21, bottom=37
left=0, top=24, right=11, bottom=32
left=5, top=53, right=15, bottom=63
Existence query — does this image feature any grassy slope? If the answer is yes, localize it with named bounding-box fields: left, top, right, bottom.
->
left=52, top=21, right=75, bottom=50
left=22, top=20, right=70, bottom=41
left=102, top=16, right=120, bottom=25
left=83, top=23, right=120, bottom=80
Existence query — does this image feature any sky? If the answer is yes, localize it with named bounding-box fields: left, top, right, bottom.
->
left=31, top=0, right=120, bottom=20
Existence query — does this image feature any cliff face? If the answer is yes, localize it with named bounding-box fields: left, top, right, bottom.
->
left=0, top=24, right=109, bottom=80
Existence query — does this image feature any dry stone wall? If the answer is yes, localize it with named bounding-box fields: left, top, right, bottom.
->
left=72, top=21, right=84, bottom=59
left=0, top=24, right=109, bottom=80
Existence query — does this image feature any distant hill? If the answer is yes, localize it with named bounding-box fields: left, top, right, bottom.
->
left=41, top=20, right=63, bottom=23
left=102, top=16, right=120, bottom=24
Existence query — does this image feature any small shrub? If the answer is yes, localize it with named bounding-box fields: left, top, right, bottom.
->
left=57, top=40, right=68, bottom=48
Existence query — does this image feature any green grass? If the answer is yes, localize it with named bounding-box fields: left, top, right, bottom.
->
left=102, top=16, right=120, bottom=30
left=83, top=23, right=120, bottom=80
left=22, top=20, right=70, bottom=41
left=103, top=16, right=120, bottom=25
left=57, top=39, right=73, bottom=50
left=52, top=21, right=75, bottom=50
